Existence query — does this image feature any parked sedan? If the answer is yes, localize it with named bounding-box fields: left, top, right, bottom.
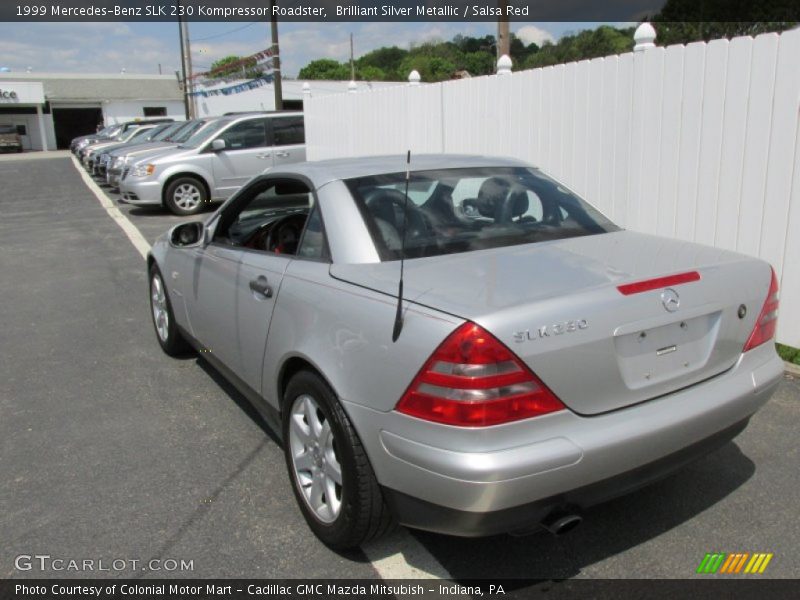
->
left=147, top=155, right=783, bottom=549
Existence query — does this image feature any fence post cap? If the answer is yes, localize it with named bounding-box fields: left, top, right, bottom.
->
left=408, top=69, right=421, bottom=85
left=497, top=54, right=513, bottom=75
left=634, top=22, right=657, bottom=52
left=347, top=80, right=358, bottom=93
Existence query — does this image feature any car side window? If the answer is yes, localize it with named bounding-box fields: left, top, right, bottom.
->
left=217, top=118, right=268, bottom=150
left=270, top=116, right=305, bottom=146
left=213, top=178, right=314, bottom=256
left=296, top=204, right=330, bottom=261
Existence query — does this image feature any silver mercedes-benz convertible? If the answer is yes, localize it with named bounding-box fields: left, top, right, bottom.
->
left=147, top=154, right=783, bottom=549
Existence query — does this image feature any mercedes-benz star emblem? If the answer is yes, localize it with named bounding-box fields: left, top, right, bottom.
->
left=661, top=288, right=680, bottom=312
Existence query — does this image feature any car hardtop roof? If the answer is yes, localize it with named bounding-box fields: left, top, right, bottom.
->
left=222, top=110, right=304, bottom=116
left=210, top=111, right=303, bottom=128
left=267, top=154, right=534, bottom=188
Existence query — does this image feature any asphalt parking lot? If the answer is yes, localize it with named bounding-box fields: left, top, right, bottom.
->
left=1, top=154, right=798, bottom=582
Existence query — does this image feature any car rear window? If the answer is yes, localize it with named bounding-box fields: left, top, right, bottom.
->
left=346, top=167, right=619, bottom=261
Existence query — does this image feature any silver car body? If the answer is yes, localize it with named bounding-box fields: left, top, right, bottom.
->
left=106, top=120, right=218, bottom=189
left=148, top=154, right=783, bottom=536
left=121, top=112, right=305, bottom=207
left=83, top=125, right=158, bottom=170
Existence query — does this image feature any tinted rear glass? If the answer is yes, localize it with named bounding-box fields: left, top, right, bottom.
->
left=346, top=167, right=619, bottom=261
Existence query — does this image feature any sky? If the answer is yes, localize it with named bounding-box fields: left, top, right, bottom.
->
left=0, top=21, right=631, bottom=79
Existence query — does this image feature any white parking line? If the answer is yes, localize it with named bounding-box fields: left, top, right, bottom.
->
left=362, top=530, right=452, bottom=579
left=70, top=157, right=453, bottom=581
left=71, top=155, right=151, bottom=259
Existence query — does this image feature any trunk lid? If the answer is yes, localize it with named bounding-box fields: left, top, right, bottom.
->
left=330, top=231, right=771, bottom=415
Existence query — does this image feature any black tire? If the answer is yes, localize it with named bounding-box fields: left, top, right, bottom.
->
left=164, top=176, right=208, bottom=216
left=282, top=370, right=395, bottom=549
left=148, top=264, right=190, bottom=356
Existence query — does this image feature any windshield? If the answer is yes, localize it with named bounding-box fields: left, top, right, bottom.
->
left=178, top=119, right=229, bottom=149
left=152, top=121, right=186, bottom=142
left=128, top=127, right=157, bottom=142
left=347, top=167, right=619, bottom=261
left=104, top=125, right=123, bottom=138
left=118, top=127, right=147, bottom=142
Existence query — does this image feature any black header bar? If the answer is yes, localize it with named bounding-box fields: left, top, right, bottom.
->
left=3, top=1, right=800, bottom=23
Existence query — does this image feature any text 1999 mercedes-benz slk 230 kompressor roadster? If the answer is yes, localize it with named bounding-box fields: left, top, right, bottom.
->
left=147, top=155, right=783, bottom=549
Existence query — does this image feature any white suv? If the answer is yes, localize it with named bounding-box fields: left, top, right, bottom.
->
left=120, top=112, right=305, bottom=215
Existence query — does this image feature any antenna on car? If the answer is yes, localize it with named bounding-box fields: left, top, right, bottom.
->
left=392, top=150, right=411, bottom=343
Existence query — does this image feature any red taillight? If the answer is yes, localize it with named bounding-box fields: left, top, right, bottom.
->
left=617, top=271, right=701, bottom=295
left=395, top=322, right=565, bottom=427
left=743, top=268, right=779, bottom=352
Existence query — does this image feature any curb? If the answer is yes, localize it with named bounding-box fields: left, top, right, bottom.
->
left=785, top=361, right=800, bottom=376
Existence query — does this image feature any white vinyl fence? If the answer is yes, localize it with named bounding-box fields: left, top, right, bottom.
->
left=305, top=28, right=800, bottom=347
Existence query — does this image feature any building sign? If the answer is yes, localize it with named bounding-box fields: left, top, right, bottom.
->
left=0, top=81, right=46, bottom=104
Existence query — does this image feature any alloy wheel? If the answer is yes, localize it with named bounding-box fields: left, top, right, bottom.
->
left=150, top=274, right=169, bottom=342
left=288, top=394, right=343, bottom=523
left=174, top=183, right=201, bottom=210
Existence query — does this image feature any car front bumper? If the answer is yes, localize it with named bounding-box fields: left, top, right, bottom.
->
left=343, top=342, right=783, bottom=536
left=107, top=168, right=122, bottom=188
left=119, top=177, right=162, bottom=206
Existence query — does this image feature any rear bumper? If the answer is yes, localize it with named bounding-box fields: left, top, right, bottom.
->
left=343, top=343, right=783, bottom=535
left=382, top=417, right=749, bottom=536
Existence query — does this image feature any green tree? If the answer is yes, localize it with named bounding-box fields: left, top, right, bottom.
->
left=522, top=26, right=634, bottom=69
left=398, top=55, right=457, bottom=82
left=357, top=46, right=407, bottom=80
left=298, top=58, right=350, bottom=80
left=209, top=55, right=263, bottom=79
left=650, top=0, right=797, bottom=45
left=356, top=65, right=386, bottom=81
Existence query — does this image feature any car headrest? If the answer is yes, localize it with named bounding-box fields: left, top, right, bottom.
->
left=364, top=188, right=407, bottom=228
left=505, top=187, right=529, bottom=219
left=476, top=177, right=511, bottom=218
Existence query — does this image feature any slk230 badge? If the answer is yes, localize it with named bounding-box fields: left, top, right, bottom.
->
left=513, top=319, right=589, bottom=343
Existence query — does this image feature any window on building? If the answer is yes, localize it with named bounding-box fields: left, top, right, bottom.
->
left=143, top=107, right=167, bottom=117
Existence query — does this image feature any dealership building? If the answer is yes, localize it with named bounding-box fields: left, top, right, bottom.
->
left=0, top=73, right=184, bottom=150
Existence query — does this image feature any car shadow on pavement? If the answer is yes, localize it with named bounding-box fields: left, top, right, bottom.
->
left=365, top=441, right=755, bottom=581
left=127, top=206, right=172, bottom=217
left=195, top=357, right=281, bottom=446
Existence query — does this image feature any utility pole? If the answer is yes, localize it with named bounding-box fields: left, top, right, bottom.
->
left=177, top=20, right=190, bottom=119
left=496, top=0, right=510, bottom=61
left=270, top=0, right=283, bottom=110
left=181, top=18, right=195, bottom=118
left=350, top=33, right=355, bottom=81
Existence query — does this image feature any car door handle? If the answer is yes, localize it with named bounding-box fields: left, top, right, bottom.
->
left=256, top=153, right=271, bottom=159
left=275, top=151, right=290, bottom=158
left=249, top=276, right=273, bottom=298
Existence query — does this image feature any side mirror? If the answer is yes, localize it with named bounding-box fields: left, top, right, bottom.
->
left=169, top=221, right=206, bottom=248
left=211, top=139, right=226, bottom=152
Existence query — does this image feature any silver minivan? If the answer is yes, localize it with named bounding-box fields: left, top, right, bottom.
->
left=120, top=112, right=305, bottom=215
